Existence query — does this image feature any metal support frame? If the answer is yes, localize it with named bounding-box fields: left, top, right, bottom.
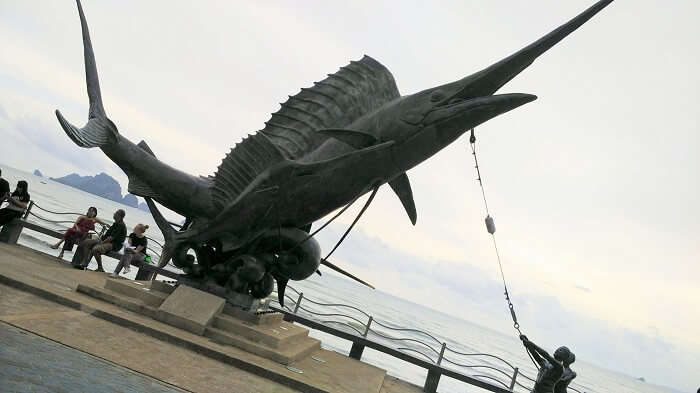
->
left=293, top=292, right=304, bottom=313
left=509, top=367, right=519, bottom=391
left=22, top=201, right=34, bottom=219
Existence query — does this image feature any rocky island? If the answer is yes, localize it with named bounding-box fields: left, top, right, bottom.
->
left=51, top=172, right=150, bottom=212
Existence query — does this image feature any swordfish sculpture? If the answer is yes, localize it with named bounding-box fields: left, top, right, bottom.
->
left=57, top=0, right=614, bottom=304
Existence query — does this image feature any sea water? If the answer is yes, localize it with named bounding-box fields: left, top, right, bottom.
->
left=0, top=166, right=679, bottom=393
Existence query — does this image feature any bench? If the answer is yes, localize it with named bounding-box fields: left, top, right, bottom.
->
left=0, top=218, right=179, bottom=281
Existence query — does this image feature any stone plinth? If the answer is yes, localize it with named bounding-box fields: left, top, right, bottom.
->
left=155, top=285, right=225, bottom=335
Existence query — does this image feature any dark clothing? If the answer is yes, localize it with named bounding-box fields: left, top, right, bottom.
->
left=0, top=208, right=22, bottom=226
left=128, top=233, right=148, bottom=254
left=0, top=178, right=9, bottom=196
left=74, top=237, right=113, bottom=270
left=102, top=221, right=127, bottom=252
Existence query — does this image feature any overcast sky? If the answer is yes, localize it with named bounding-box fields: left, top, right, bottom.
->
left=1, top=1, right=698, bottom=390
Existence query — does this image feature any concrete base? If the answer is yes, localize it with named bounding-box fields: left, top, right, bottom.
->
left=156, top=285, right=225, bottom=335
left=178, top=276, right=261, bottom=310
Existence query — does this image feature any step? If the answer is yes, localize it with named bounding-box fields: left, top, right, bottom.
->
left=222, top=303, right=284, bottom=325
left=76, top=284, right=158, bottom=319
left=104, top=278, right=170, bottom=307
left=149, top=280, right=176, bottom=295
left=212, top=313, right=309, bottom=349
left=204, top=326, right=321, bottom=365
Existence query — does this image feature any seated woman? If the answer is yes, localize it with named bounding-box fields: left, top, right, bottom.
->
left=110, top=223, right=149, bottom=276
left=0, top=180, right=30, bottom=229
left=50, top=207, right=103, bottom=259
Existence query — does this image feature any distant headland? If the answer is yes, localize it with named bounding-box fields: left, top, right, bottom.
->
left=48, top=171, right=150, bottom=213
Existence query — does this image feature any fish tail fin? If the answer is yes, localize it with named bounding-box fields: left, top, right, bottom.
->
left=55, top=0, right=118, bottom=148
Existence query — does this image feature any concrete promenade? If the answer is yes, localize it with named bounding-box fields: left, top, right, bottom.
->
left=0, top=243, right=423, bottom=393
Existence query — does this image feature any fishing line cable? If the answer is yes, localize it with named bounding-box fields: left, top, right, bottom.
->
left=468, top=128, right=539, bottom=369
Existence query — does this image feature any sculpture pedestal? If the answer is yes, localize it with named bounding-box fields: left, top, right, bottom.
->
left=178, top=276, right=263, bottom=311
left=77, top=278, right=320, bottom=365
left=155, top=285, right=225, bottom=335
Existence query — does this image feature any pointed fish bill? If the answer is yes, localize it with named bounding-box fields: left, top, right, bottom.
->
left=424, top=93, right=537, bottom=127
left=442, top=0, right=614, bottom=104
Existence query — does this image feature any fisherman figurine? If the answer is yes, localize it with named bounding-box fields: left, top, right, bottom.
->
left=554, top=351, right=577, bottom=393
left=520, top=335, right=570, bottom=393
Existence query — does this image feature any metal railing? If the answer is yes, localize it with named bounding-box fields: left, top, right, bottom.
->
left=272, top=284, right=591, bottom=393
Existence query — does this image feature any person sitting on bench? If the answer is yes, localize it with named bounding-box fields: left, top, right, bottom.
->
left=0, top=180, right=30, bottom=229
left=51, top=206, right=103, bottom=259
left=73, top=209, right=126, bottom=272
left=110, top=223, right=149, bottom=276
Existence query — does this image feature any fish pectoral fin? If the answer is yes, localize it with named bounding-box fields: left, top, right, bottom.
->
left=389, top=173, right=417, bottom=225
left=137, top=140, right=157, bottom=157
left=317, top=128, right=378, bottom=149
left=127, top=175, right=161, bottom=200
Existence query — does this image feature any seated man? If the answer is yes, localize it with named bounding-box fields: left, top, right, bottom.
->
left=520, top=335, right=569, bottom=393
left=0, top=180, right=30, bottom=228
left=73, top=209, right=126, bottom=272
left=554, top=351, right=576, bottom=393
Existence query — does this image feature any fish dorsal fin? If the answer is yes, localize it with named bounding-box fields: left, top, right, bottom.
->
left=260, top=55, right=400, bottom=160
left=212, top=133, right=285, bottom=209
left=137, top=140, right=156, bottom=157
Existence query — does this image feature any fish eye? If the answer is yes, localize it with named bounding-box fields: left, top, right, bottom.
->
left=430, top=91, right=444, bottom=102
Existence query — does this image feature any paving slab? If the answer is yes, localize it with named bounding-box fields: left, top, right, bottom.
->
left=0, top=321, right=188, bottom=393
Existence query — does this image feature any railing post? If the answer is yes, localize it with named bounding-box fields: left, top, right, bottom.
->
left=423, top=368, right=441, bottom=393
left=424, top=342, right=446, bottom=393
left=22, top=200, right=34, bottom=219
left=293, top=292, right=303, bottom=313
left=436, top=342, right=446, bottom=365
left=348, top=342, right=365, bottom=360
left=509, top=367, right=519, bottom=391
left=363, top=316, right=373, bottom=337
left=349, top=315, right=373, bottom=361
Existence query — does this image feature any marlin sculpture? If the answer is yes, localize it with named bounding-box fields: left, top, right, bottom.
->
left=57, top=0, right=614, bottom=305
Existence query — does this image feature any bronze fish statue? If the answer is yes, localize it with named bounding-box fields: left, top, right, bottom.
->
left=57, top=0, right=614, bottom=304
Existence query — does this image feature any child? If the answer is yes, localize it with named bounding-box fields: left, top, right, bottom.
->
left=110, top=224, right=148, bottom=276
